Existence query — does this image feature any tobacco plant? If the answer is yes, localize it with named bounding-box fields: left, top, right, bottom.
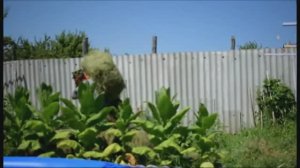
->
left=132, top=87, right=190, bottom=166
left=131, top=88, right=222, bottom=167
left=185, top=104, right=223, bottom=167
left=85, top=98, right=141, bottom=165
left=56, top=82, right=116, bottom=158
left=3, top=84, right=61, bottom=156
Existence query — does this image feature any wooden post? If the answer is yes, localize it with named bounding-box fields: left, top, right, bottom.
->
left=231, top=36, right=236, bottom=50
left=152, top=36, right=157, bottom=54
left=82, top=37, right=89, bottom=56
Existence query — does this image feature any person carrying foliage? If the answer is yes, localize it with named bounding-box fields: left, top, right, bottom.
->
left=72, top=50, right=125, bottom=109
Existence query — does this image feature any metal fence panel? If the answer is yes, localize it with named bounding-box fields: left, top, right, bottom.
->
left=3, top=48, right=297, bottom=132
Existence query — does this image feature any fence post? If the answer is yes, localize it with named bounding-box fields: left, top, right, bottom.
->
left=231, top=36, right=236, bottom=50
left=82, top=37, right=89, bottom=56
left=152, top=36, right=157, bottom=54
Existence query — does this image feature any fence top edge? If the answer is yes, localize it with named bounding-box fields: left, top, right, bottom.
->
left=3, top=48, right=297, bottom=63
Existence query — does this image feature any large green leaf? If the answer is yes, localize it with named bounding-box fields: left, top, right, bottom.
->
left=61, top=98, right=78, bottom=112
left=17, top=140, right=41, bottom=152
left=201, top=113, right=218, bottom=129
left=195, top=104, right=209, bottom=126
left=15, top=97, right=32, bottom=123
left=94, top=94, right=105, bottom=110
left=164, top=107, right=190, bottom=134
left=82, top=151, right=104, bottom=159
left=78, top=127, right=98, bottom=147
left=101, top=143, right=122, bottom=158
left=199, top=103, right=209, bottom=117
left=132, top=146, right=156, bottom=159
left=119, top=98, right=133, bottom=121
left=133, top=119, right=164, bottom=137
left=105, top=128, right=122, bottom=137
left=181, top=147, right=198, bottom=156
left=30, top=140, right=42, bottom=151
left=121, top=130, right=139, bottom=143
left=170, top=107, right=190, bottom=125
left=47, top=92, right=60, bottom=104
left=56, top=139, right=82, bottom=153
left=200, top=162, right=214, bottom=168
left=60, top=106, right=80, bottom=120
left=115, top=119, right=126, bottom=132
left=86, top=107, right=114, bottom=127
left=11, top=87, right=30, bottom=115
left=156, top=88, right=175, bottom=125
left=37, top=83, right=57, bottom=108
left=78, top=83, right=96, bottom=115
left=67, top=118, right=86, bottom=131
left=147, top=102, right=162, bottom=124
left=154, top=134, right=182, bottom=153
left=22, top=120, right=51, bottom=138
left=160, top=160, right=172, bottom=166
left=38, top=151, right=56, bottom=157
left=26, top=104, right=40, bottom=118
left=41, top=102, right=60, bottom=123
left=128, top=111, right=142, bottom=123
left=189, top=125, right=206, bottom=135
left=23, top=120, right=49, bottom=132
left=50, top=129, right=78, bottom=143
left=17, top=140, right=31, bottom=150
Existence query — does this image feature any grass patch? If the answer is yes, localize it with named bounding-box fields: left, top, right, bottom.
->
left=217, top=121, right=296, bottom=168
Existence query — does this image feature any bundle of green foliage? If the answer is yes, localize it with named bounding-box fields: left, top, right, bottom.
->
left=256, top=78, right=296, bottom=125
left=80, top=50, right=125, bottom=104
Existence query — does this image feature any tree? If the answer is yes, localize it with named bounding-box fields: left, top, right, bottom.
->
left=3, top=31, right=90, bottom=61
left=239, top=41, right=262, bottom=49
left=3, top=36, right=17, bottom=61
left=53, top=31, right=88, bottom=58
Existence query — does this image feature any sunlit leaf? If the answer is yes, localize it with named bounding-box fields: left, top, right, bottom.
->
left=86, top=106, right=114, bottom=127
left=200, top=162, right=214, bottom=168
left=101, top=143, right=122, bottom=157
left=78, top=127, right=97, bottom=148
left=38, top=151, right=56, bottom=157
left=132, top=146, right=156, bottom=159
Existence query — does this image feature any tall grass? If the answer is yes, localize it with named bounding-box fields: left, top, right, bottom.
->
left=217, top=120, right=296, bottom=168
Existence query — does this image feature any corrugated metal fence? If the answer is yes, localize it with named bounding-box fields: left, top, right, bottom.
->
left=3, top=48, right=297, bottom=133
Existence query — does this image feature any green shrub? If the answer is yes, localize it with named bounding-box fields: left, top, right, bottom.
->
left=256, top=78, right=296, bottom=125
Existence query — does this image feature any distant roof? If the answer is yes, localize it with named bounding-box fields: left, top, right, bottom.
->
left=283, top=43, right=297, bottom=48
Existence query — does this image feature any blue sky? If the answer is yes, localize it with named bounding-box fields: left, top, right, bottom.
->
left=4, top=0, right=296, bottom=55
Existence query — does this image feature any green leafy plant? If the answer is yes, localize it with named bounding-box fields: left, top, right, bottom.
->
left=132, top=87, right=190, bottom=166
left=79, top=98, right=141, bottom=165
left=3, top=84, right=60, bottom=156
left=184, top=104, right=223, bottom=167
left=4, top=86, right=34, bottom=155
left=4, top=83, right=223, bottom=167
left=57, top=82, right=115, bottom=156
left=256, top=78, right=296, bottom=125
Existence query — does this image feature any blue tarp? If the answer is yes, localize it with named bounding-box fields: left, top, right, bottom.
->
left=4, top=157, right=131, bottom=168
